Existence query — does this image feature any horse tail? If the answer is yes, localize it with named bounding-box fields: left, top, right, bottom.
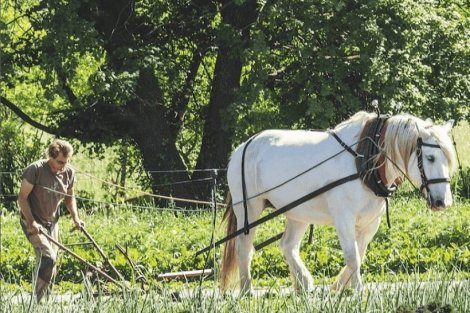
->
left=220, top=192, right=237, bottom=292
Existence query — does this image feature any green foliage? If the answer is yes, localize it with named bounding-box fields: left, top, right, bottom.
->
left=451, top=122, right=470, bottom=199
left=230, top=0, right=469, bottom=142
left=453, top=166, right=470, bottom=199
left=0, top=110, right=45, bottom=210
left=2, top=0, right=468, bottom=176
left=1, top=196, right=469, bottom=288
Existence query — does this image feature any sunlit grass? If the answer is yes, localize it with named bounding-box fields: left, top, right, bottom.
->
left=2, top=274, right=469, bottom=312
left=453, top=121, right=470, bottom=168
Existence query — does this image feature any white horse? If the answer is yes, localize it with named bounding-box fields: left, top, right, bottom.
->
left=220, top=111, right=457, bottom=294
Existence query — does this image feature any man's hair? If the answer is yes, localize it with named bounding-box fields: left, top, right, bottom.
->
left=46, top=139, right=74, bottom=159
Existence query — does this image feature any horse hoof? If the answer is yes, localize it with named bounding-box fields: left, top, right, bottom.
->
left=330, top=282, right=341, bottom=291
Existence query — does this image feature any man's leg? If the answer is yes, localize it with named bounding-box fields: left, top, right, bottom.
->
left=28, top=225, right=59, bottom=302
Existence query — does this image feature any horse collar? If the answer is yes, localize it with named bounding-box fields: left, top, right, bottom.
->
left=355, top=115, right=397, bottom=198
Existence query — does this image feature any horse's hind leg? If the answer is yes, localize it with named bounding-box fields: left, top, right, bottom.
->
left=280, top=219, right=313, bottom=292
left=234, top=198, right=264, bottom=295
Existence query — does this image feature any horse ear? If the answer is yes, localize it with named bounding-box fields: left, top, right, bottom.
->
left=423, top=118, right=434, bottom=128
left=442, top=119, right=454, bottom=133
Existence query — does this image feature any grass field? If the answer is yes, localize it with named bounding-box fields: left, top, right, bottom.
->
left=1, top=279, right=469, bottom=312
left=1, top=195, right=469, bottom=312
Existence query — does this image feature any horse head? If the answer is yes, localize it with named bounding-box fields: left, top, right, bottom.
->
left=406, top=119, right=457, bottom=211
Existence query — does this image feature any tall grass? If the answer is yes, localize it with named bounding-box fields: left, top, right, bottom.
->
left=2, top=276, right=469, bottom=312
left=453, top=121, right=469, bottom=168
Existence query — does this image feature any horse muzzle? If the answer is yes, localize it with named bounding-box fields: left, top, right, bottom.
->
left=428, top=194, right=452, bottom=212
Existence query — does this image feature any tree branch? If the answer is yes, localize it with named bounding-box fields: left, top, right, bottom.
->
left=0, top=96, right=58, bottom=135
left=172, top=48, right=205, bottom=118
left=54, top=60, right=79, bottom=105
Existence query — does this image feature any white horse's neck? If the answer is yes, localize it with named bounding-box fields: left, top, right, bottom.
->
left=336, top=113, right=412, bottom=188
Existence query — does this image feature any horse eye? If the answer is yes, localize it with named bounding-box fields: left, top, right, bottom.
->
left=426, top=155, right=435, bottom=163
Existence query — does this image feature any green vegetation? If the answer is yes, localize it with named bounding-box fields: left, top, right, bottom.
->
left=1, top=0, right=468, bottom=203
left=1, top=195, right=469, bottom=310
left=1, top=279, right=470, bottom=312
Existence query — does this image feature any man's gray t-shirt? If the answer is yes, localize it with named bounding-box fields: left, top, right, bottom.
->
left=22, top=159, right=75, bottom=226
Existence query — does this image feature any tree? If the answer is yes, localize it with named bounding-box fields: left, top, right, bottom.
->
left=1, top=0, right=260, bottom=204
left=0, top=108, right=45, bottom=210
left=229, top=0, right=469, bottom=144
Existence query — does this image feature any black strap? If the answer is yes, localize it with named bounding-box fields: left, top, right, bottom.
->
left=196, top=173, right=360, bottom=256
left=307, top=224, right=314, bottom=245
left=254, top=232, right=284, bottom=251
left=421, top=142, right=441, bottom=149
left=330, top=131, right=360, bottom=158
left=241, top=134, right=260, bottom=235
left=385, top=198, right=391, bottom=229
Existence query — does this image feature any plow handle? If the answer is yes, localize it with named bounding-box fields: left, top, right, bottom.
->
left=40, top=229, right=124, bottom=289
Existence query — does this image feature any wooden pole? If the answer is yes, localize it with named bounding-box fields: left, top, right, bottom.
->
left=40, top=229, right=124, bottom=288
left=80, top=227, right=124, bottom=281
left=115, top=243, right=148, bottom=288
left=157, top=269, right=213, bottom=280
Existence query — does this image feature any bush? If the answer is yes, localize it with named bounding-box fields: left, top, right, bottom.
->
left=452, top=166, right=470, bottom=199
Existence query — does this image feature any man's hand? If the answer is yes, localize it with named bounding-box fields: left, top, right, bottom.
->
left=72, top=218, right=85, bottom=231
left=28, top=220, right=43, bottom=235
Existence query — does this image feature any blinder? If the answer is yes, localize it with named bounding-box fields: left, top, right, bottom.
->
left=416, top=137, right=450, bottom=204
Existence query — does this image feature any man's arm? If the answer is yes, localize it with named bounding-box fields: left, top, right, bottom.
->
left=64, top=187, right=83, bottom=229
left=18, top=178, right=42, bottom=234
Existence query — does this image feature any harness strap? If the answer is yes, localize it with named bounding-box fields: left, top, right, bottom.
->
left=241, top=133, right=261, bottom=235
left=254, top=232, right=284, bottom=251
left=421, top=142, right=441, bottom=149
left=196, top=173, right=360, bottom=256
left=385, top=198, right=391, bottom=229
left=329, top=131, right=360, bottom=158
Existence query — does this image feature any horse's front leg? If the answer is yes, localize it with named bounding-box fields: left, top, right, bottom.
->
left=333, top=217, right=362, bottom=291
left=332, top=216, right=381, bottom=291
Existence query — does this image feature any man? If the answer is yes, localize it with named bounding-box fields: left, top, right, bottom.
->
left=17, top=139, right=84, bottom=302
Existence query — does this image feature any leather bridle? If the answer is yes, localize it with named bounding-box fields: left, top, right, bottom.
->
left=416, top=137, right=450, bottom=205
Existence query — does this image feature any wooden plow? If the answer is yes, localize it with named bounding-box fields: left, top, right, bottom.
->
left=40, top=229, right=125, bottom=289
left=41, top=227, right=213, bottom=291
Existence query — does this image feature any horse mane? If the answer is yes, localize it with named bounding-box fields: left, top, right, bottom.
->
left=384, top=114, right=457, bottom=175
left=336, top=111, right=457, bottom=176
left=335, top=111, right=376, bottom=130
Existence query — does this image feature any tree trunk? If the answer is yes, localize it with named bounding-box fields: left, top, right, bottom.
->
left=193, top=0, right=259, bottom=200
left=128, top=67, right=195, bottom=208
